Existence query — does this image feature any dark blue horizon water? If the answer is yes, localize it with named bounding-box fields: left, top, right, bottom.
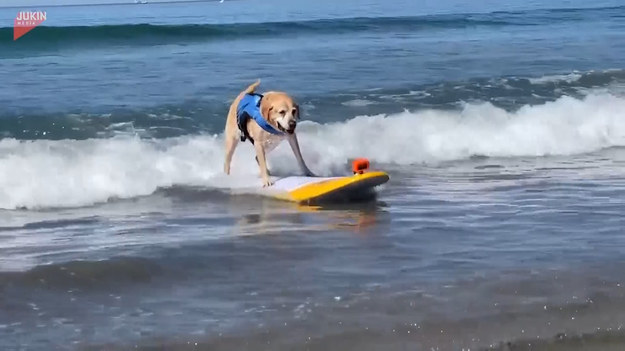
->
left=0, top=0, right=623, bottom=117
left=1, top=0, right=625, bottom=350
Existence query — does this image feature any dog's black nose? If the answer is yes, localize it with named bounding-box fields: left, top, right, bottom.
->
left=288, top=120, right=296, bottom=128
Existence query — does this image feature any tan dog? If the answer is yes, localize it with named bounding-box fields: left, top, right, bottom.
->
left=223, top=80, right=315, bottom=187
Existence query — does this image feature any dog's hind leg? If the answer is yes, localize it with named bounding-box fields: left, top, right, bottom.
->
left=224, top=135, right=238, bottom=174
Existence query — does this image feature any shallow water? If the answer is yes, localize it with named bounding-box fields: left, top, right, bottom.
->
left=1, top=0, right=625, bottom=349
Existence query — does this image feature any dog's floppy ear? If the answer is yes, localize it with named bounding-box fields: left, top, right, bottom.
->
left=261, top=96, right=273, bottom=120
left=294, top=103, right=301, bottom=119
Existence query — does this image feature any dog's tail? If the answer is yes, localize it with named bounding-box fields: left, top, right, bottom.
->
left=243, top=79, right=261, bottom=95
left=229, top=79, right=261, bottom=123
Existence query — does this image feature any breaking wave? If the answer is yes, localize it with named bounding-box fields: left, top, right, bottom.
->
left=1, top=92, right=624, bottom=209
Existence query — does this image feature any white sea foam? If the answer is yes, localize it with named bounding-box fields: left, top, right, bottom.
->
left=341, top=99, right=378, bottom=107
left=1, top=92, right=624, bottom=209
left=528, top=72, right=582, bottom=84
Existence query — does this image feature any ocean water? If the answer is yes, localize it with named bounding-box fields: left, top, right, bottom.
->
left=1, top=0, right=625, bottom=349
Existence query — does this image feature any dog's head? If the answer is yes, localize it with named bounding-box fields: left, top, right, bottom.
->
left=261, top=92, right=299, bottom=135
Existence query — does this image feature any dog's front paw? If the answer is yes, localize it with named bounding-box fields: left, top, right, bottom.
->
left=262, top=178, right=274, bottom=187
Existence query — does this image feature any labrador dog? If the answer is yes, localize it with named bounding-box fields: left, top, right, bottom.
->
left=223, top=80, right=314, bottom=186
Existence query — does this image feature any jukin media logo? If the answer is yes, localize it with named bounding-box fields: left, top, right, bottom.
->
left=14, top=11, right=47, bottom=41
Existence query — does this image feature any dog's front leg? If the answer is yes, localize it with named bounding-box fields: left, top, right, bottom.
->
left=287, top=134, right=315, bottom=177
left=254, top=142, right=273, bottom=187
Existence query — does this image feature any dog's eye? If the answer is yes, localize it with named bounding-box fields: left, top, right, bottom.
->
left=279, top=110, right=286, bottom=116
left=292, top=108, right=298, bottom=116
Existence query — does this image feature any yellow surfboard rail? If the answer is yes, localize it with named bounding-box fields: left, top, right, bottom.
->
left=273, top=171, right=390, bottom=203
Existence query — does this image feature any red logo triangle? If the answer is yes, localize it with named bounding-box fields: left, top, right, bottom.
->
left=14, top=12, right=46, bottom=41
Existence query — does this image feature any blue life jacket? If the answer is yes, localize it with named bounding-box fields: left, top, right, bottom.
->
left=237, top=93, right=283, bottom=144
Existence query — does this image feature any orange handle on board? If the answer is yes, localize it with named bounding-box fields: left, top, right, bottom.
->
left=352, top=158, right=370, bottom=174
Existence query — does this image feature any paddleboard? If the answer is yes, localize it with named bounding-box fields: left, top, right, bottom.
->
left=261, top=171, right=389, bottom=204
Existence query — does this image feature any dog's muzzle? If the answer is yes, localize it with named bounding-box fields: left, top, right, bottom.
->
left=279, top=120, right=296, bottom=134
left=286, top=120, right=296, bottom=134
